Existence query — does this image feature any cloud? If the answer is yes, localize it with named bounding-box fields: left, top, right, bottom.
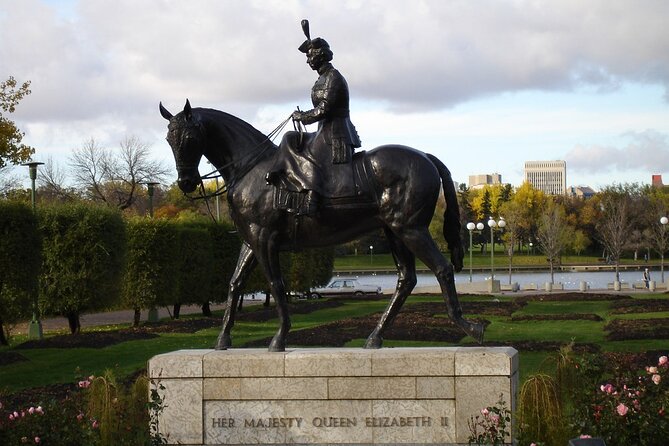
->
left=2, top=0, right=668, bottom=121
left=565, top=130, right=669, bottom=173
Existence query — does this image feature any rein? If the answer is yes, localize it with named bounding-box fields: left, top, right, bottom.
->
left=186, top=115, right=293, bottom=222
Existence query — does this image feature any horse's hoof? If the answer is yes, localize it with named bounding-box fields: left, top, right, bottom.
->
left=216, top=334, right=231, bottom=350
left=268, top=336, right=286, bottom=352
left=468, top=322, right=485, bottom=344
left=363, top=335, right=383, bottom=349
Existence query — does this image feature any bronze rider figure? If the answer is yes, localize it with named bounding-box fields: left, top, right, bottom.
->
left=266, top=20, right=361, bottom=215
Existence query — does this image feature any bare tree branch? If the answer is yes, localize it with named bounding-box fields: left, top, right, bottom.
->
left=68, top=136, right=169, bottom=210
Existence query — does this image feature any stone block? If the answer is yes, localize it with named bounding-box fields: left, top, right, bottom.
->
left=455, top=346, right=518, bottom=376
left=156, top=378, right=202, bottom=444
left=416, top=376, right=455, bottom=399
left=203, top=349, right=285, bottom=377
left=371, top=348, right=455, bottom=376
left=454, top=375, right=515, bottom=444
left=148, top=349, right=206, bottom=378
left=328, top=376, right=416, bottom=399
left=284, top=348, right=372, bottom=377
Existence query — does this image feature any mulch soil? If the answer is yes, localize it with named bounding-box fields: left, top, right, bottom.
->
left=604, top=317, right=669, bottom=341
left=609, top=298, right=669, bottom=314
left=511, top=314, right=604, bottom=322
left=514, top=292, right=632, bottom=303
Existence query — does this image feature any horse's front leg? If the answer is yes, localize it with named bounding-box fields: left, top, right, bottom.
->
left=253, top=231, right=291, bottom=352
left=217, top=243, right=256, bottom=350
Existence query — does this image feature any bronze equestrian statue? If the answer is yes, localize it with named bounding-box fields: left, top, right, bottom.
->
left=267, top=20, right=361, bottom=216
left=160, top=21, right=484, bottom=352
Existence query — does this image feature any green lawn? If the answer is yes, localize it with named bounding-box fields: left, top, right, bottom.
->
left=1, top=293, right=667, bottom=395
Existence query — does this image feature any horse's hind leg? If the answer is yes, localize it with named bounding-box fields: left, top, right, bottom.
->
left=217, top=243, right=256, bottom=350
left=397, top=227, right=484, bottom=344
left=364, top=228, right=417, bottom=349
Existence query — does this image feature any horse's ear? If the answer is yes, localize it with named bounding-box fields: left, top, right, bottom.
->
left=184, top=99, right=192, bottom=120
left=159, top=102, right=173, bottom=120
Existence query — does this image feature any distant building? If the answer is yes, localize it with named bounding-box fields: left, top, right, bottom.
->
left=569, top=185, right=596, bottom=198
left=468, top=173, right=502, bottom=190
left=524, top=160, right=567, bottom=195
left=652, top=174, right=664, bottom=188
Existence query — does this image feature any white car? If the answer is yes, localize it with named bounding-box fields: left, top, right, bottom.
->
left=308, top=278, right=382, bottom=299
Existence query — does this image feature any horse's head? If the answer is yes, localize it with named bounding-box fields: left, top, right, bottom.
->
left=160, top=99, right=205, bottom=193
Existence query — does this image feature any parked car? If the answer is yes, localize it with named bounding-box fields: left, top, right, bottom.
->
left=308, top=278, right=382, bottom=299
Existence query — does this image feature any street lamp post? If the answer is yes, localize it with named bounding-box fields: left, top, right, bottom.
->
left=142, top=182, right=160, bottom=323
left=661, top=216, right=668, bottom=282
left=487, top=217, right=506, bottom=281
left=369, top=245, right=374, bottom=265
left=466, top=222, right=485, bottom=282
left=22, top=161, right=44, bottom=340
left=142, top=182, right=160, bottom=218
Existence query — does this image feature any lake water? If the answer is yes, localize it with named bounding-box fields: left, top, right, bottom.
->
left=339, top=269, right=664, bottom=291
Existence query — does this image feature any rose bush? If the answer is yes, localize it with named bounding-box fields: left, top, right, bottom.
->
left=571, top=353, right=669, bottom=445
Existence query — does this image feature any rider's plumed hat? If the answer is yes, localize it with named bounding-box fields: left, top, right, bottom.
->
left=298, top=37, right=330, bottom=53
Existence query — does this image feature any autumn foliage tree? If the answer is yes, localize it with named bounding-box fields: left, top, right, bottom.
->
left=0, top=76, right=33, bottom=168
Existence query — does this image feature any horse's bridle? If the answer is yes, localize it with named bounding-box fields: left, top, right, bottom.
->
left=181, top=114, right=295, bottom=220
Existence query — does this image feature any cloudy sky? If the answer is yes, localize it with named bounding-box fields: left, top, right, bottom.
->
left=2, top=0, right=669, bottom=190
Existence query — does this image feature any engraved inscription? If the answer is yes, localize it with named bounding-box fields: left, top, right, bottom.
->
left=212, top=415, right=447, bottom=429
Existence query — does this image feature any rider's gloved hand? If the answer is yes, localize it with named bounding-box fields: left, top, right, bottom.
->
left=292, top=110, right=304, bottom=121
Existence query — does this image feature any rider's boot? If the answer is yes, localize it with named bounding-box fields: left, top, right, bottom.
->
left=298, top=190, right=319, bottom=216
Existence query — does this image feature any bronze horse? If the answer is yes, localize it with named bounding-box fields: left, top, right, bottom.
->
left=160, top=100, right=484, bottom=351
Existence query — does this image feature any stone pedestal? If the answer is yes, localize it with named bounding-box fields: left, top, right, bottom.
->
left=148, top=347, right=518, bottom=445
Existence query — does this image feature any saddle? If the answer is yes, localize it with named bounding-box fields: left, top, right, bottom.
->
left=271, top=149, right=378, bottom=215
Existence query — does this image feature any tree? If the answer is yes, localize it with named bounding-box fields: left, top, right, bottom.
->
left=499, top=200, right=524, bottom=284
left=123, top=218, right=180, bottom=326
left=38, top=157, right=79, bottom=203
left=69, top=136, right=170, bottom=210
left=0, top=76, right=34, bottom=168
left=511, top=182, right=547, bottom=249
left=0, top=202, right=40, bottom=345
left=39, top=204, right=126, bottom=333
left=570, top=229, right=591, bottom=256
left=536, top=202, right=570, bottom=284
left=596, top=191, right=632, bottom=282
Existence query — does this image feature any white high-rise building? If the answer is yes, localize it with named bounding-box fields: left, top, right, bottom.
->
left=524, top=160, right=567, bottom=195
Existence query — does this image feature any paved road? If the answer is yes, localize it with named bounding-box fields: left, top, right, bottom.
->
left=12, top=296, right=268, bottom=335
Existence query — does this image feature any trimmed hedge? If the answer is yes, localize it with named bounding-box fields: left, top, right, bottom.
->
left=123, top=218, right=180, bottom=320
left=0, top=201, right=40, bottom=344
left=38, top=204, right=126, bottom=333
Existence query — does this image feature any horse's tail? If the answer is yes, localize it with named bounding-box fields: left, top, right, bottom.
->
left=426, top=153, right=464, bottom=272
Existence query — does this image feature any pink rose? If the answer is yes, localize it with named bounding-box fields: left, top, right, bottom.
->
left=653, top=374, right=661, bottom=385
left=659, top=355, right=668, bottom=366
left=78, top=380, right=91, bottom=389
left=92, top=420, right=99, bottom=429
left=647, top=366, right=658, bottom=374
left=530, top=443, right=537, bottom=446
left=34, top=437, right=40, bottom=444
left=490, top=413, right=500, bottom=425
left=481, top=408, right=489, bottom=416
left=35, top=406, right=43, bottom=415
left=76, top=412, right=84, bottom=421
left=9, top=414, right=14, bottom=421
left=601, top=383, right=614, bottom=394
left=616, top=403, right=629, bottom=416
left=28, top=407, right=35, bottom=415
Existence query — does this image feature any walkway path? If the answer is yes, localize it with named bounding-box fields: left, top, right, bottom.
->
left=12, top=296, right=268, bottom=335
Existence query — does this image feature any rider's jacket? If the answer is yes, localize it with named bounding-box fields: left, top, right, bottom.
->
left=300, top=63, right=361, bottom=164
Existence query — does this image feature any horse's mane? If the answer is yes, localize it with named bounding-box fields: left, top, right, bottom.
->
left=195, top=108, right=277, bottom=150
